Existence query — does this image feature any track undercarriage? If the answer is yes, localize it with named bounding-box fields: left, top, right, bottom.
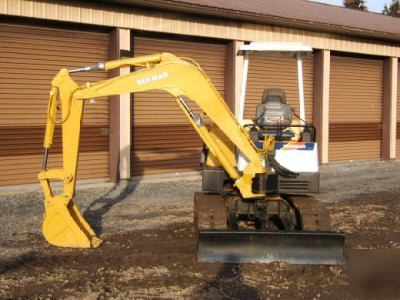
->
left=195, top=192, right=344, bottom=264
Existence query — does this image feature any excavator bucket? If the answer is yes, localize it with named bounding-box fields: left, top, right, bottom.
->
left=42, top=195, right=102, bottom=248
left=198, top=230, right=345, bottom=265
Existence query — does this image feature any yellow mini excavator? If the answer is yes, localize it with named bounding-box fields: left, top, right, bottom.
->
left=38, top=51, right=344, bottom=264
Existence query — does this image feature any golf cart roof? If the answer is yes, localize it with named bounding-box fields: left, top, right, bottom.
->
left=239, top=42, right=313, bottom=53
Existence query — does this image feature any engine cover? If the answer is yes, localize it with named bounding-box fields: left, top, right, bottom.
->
left=274, top=142, right=319, bottom=173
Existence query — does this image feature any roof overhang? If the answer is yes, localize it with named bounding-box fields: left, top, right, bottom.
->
left=97, top=0, right=400, bottom=43
left=239, top=42, right=313, bottom=53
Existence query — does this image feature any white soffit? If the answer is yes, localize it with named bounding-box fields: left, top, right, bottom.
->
left=239, top=42, right=313, bottom=53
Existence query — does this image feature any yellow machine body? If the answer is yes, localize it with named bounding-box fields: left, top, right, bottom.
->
left=39, top=53, right=273, bottom=248
left=204, top=124, right=237, bottom=168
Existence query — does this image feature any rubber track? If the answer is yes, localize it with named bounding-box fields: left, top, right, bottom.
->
left=289, top=196, right=331, bottom=231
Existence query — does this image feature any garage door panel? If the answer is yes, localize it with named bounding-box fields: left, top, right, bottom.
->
left=397, top=139, right=400, bottom=157
left=132, top=91, right=206, bottom=125
left=1, top=46, right=107, bottom=59
left=397, top=121, right=400, bottom=157
left=0, top=23, right=110, bottom=186
left=133, top=124, right=201, bottom=150
left=329, top=141, right=381, bottom=161
left=0, top=37, right=107, bottom=52
left=329, top=55, right=383, bottom=161
left=244, top=53, right=314, bottom=123
left=0, top=126, right=108, bottom=155
left=0, top=25, right=108, bottom=44
left=397, top=64, right=400, bottom=157
left=0, top=152, right=109, bottom=186
left=329, top=123, right=381, bottom=142
left=132, top=150, right=201, bottom=176
left=131, top=35, right=226, bottom=176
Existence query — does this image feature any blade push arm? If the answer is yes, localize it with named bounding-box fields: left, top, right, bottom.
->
left=40, top=53, right=269, bottom=201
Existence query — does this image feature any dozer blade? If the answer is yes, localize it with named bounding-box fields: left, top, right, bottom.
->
left=198, top=230, right=345, bottom=265
left=42, top=197, right=102, bottom=248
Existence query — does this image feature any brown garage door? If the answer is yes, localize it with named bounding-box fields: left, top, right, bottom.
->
left=244, top=52, right=314, bottom=122
left=329, top=55, right=383, bottom=161
left=131, top=35, right=227, bottom=176
left=0, top=23, right=110, bottom=186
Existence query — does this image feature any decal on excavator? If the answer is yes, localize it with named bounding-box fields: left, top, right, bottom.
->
left=275, top=142, right=315, bottom=151
left=136, top=71, right=169, bottom=85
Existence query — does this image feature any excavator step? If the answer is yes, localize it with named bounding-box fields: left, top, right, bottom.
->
left=194, top=192, right=345, bottom=265
left=198, top=230, right=345, bottom=265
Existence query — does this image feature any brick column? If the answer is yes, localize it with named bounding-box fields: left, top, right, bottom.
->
left=313, top=50, right=330, bottom=164
left=109, top=28, right=131, bottom=182
left=382, top=57, right=398, bottom=160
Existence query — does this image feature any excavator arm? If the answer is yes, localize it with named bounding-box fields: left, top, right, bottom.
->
left=38, top=53, right=273, bottom=248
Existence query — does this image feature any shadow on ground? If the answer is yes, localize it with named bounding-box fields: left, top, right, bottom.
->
left=83, top=180, right=137, bottom=234
left=0, top=251, right=38, bottom=275
left=201, top=263, right=261, bottom=299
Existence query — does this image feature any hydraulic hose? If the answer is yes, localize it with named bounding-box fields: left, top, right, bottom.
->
left=267, top=151, right=299, bottom=178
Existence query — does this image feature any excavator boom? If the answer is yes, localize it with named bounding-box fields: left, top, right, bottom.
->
left=38, top=52, right=344, bottom=264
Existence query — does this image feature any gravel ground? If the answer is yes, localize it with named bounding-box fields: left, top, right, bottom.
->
left=0, top=160, right=399, bottom=299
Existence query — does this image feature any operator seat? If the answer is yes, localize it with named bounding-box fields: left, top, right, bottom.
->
left=255, top=88, right=295, bottom=140
left=255, top=88, right=293, bottom=126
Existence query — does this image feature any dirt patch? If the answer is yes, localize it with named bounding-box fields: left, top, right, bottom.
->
left=0, top=190, right=399, bottom=299
left=1, top=161, right=400, bottom=298
left=329, top=192, right=400, bottom=251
